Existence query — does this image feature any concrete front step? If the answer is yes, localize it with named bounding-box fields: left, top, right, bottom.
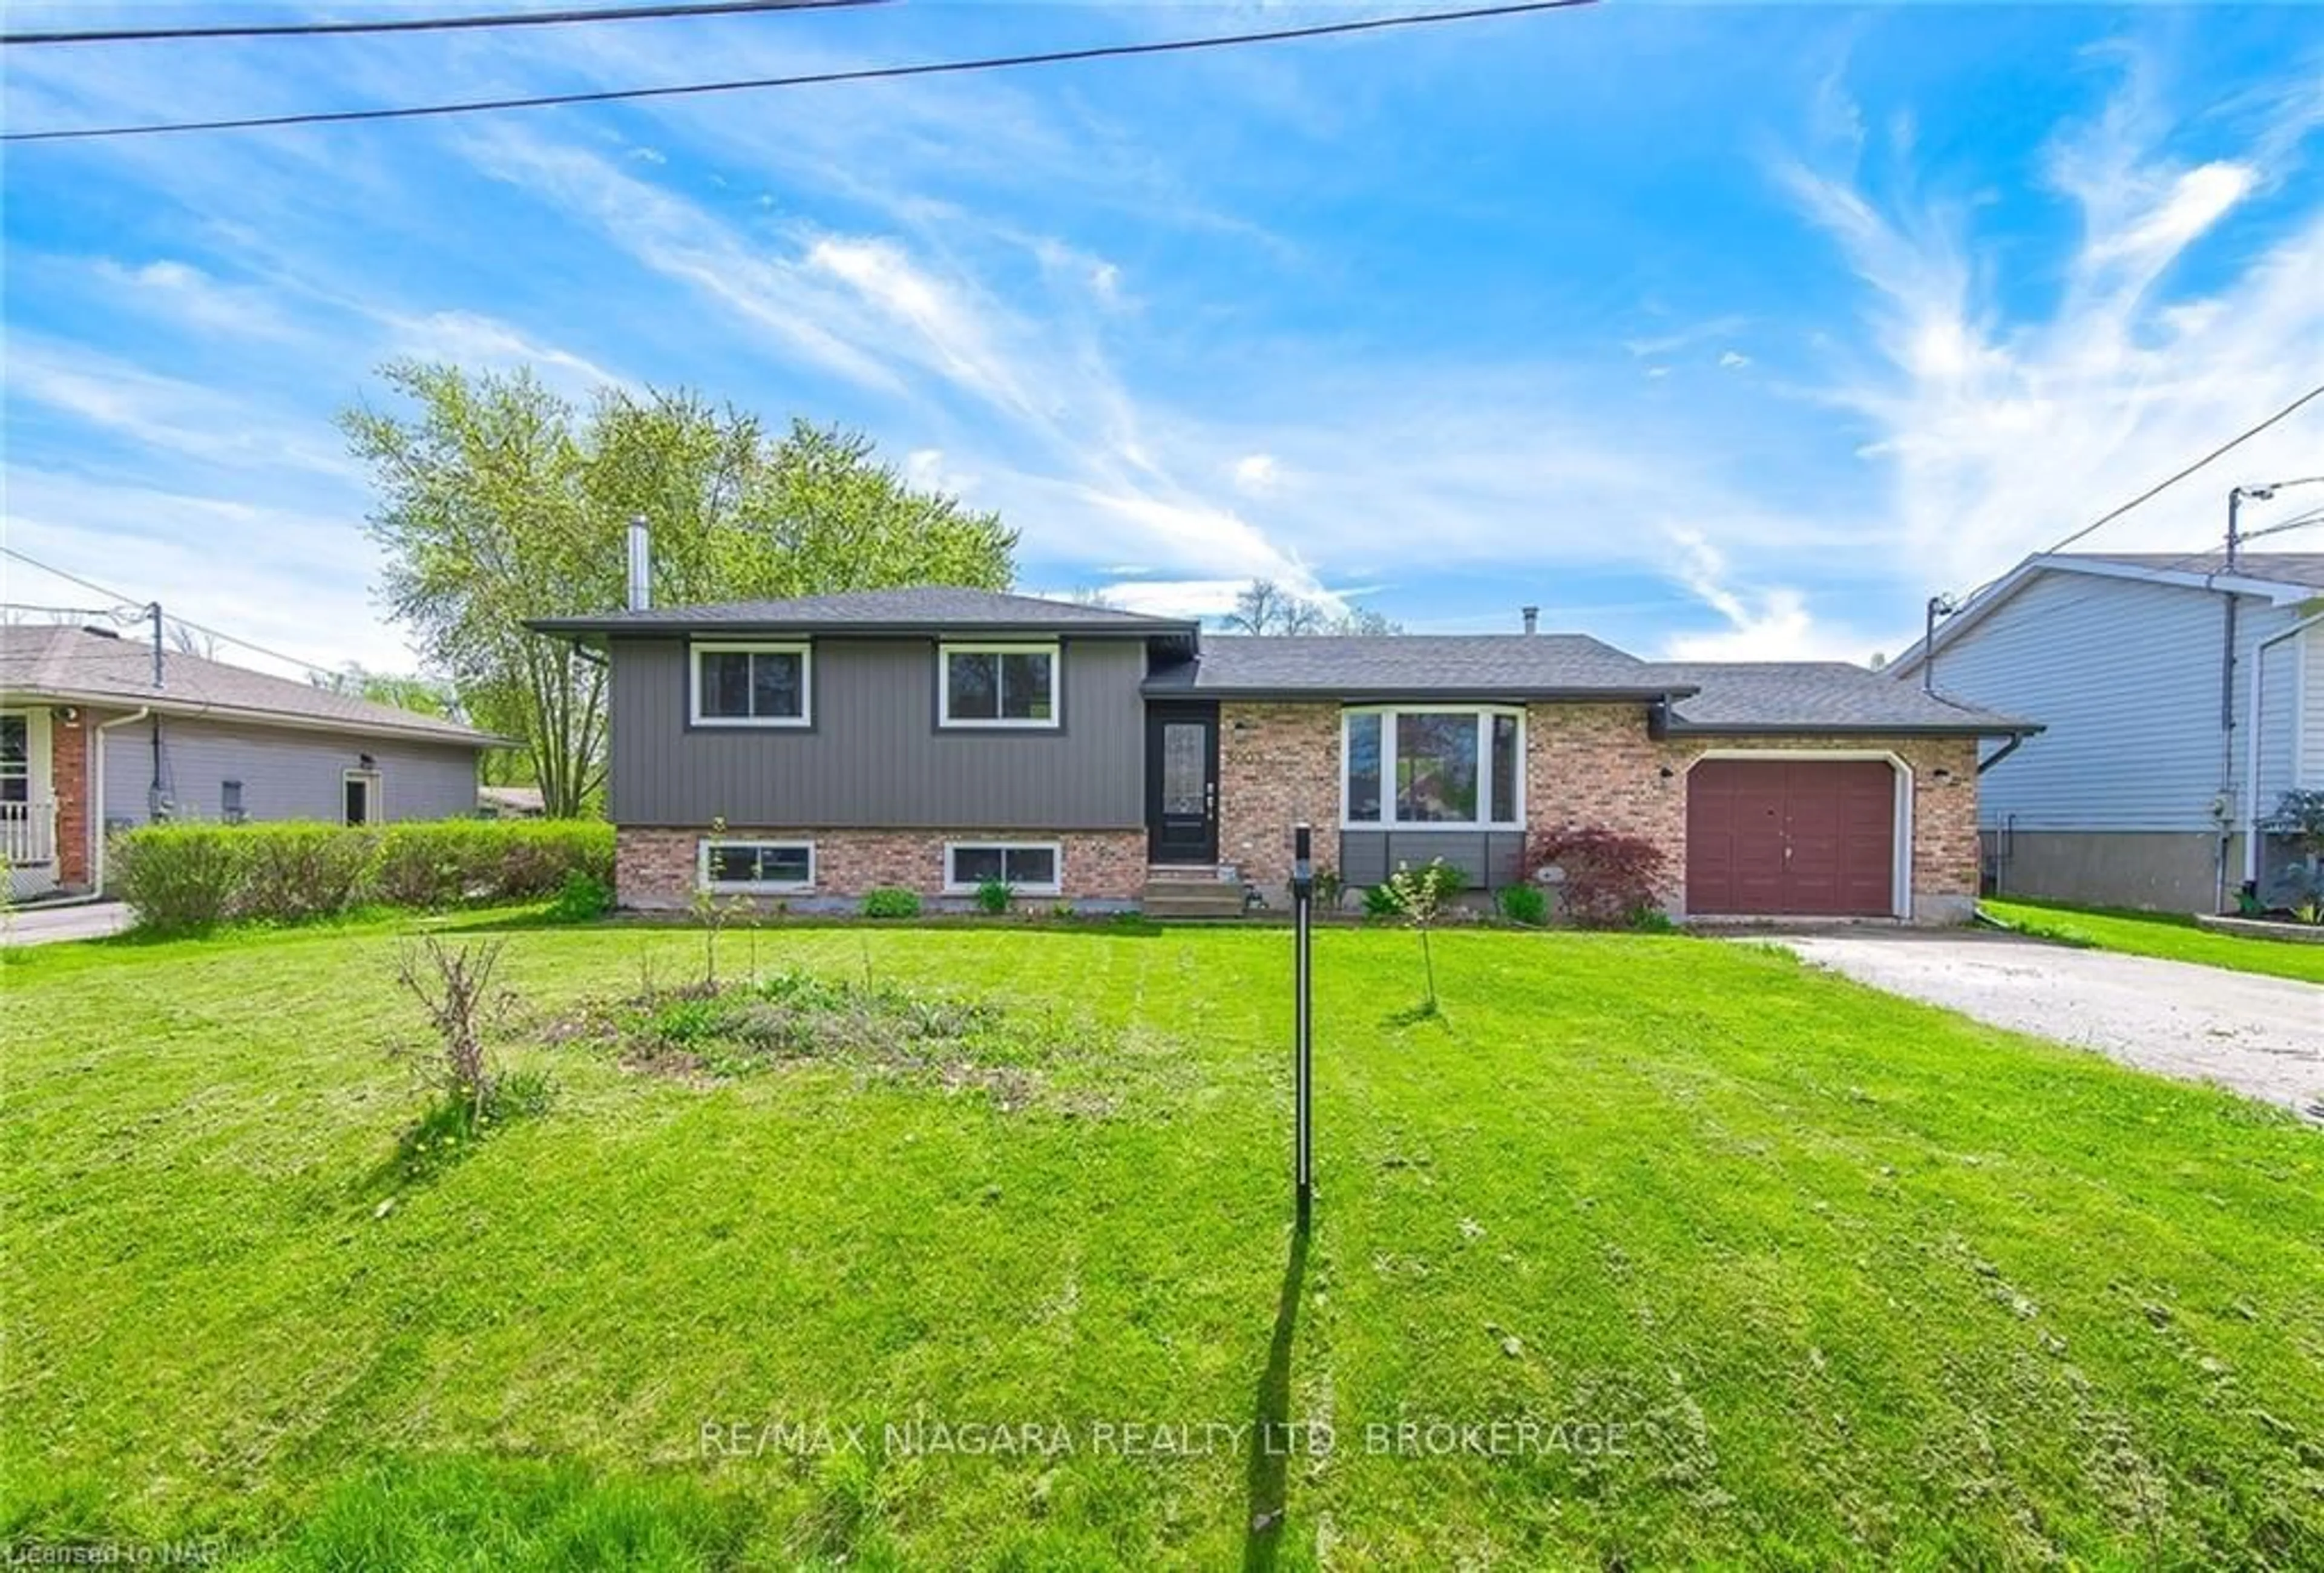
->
left=1142, top=868, right=1247, bottom=919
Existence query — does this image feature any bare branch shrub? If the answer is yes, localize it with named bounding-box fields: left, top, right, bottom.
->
left=393, top=936, right=511, bottom=1122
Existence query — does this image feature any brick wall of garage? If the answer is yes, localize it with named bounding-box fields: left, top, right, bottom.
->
left=1215, top=700, right=1983, bottom=921
left=1525, top=703, right=1981, bottom=920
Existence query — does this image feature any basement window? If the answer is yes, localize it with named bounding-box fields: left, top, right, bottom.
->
left=699, top=839, right=816, bottom=894
left=944, top=842, right=1061, bottom=895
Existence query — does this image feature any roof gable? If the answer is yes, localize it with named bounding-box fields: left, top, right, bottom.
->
left=1892, top=550, right=2324, bottom=676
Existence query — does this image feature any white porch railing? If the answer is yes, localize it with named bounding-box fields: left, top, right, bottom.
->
left=2, top=800, right=59, bottom=870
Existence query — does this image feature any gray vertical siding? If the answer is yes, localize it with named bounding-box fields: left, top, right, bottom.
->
left=100, top=714, right=481, bottom=829
left=1339, top=829, right=1526, bottom=888
left=609, top=635, right=1147, bottom=828
left=1931, top=570, right=2307, bottom=832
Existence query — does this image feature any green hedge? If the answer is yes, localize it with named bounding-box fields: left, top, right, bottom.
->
left=112, top=819, right=615, bottom=933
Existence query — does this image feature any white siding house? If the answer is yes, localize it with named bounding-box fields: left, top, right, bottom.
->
left=1892, top=552, right=2324, bottom=911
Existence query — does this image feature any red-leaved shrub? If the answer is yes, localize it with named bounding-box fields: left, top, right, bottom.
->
left=1523, top=827, right=1668, bottom=929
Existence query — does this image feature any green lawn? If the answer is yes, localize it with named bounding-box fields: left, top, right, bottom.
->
left=1984, top=896, right=2324, bottom=985
left=5, top=917, right=2322, bottom=1568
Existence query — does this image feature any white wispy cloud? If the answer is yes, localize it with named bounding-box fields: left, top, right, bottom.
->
left=1661, top=528, right=1880, bottom=662
left=1780, top=48, right=2324, bottom=600
left=5, top=338, right=362, bottom=484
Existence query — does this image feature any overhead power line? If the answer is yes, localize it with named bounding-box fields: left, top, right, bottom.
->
left=2037, top=381, right=2324, bottom=559
left=3, top=0, right=1601, bottom=144
left=1913, top=384, right=2324, bottom=667
left=0, top=544, right=343, bottom=678
left=1, top=0, right=882, bottom=48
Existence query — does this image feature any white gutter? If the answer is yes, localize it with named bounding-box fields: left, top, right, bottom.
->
left=2244, top=612, right=2324, bottom=888
left=91, top=707, right=149, bottom=895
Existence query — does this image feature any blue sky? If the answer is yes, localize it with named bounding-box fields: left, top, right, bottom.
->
left=4, top=2, right=2322, bottom=677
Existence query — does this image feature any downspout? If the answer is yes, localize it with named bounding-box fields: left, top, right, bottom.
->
left=1976, top=734, right=2027, bottom=775
left=2244, top=609, right=2324, bottom=893
left=93, top=707, right=150, bottom=894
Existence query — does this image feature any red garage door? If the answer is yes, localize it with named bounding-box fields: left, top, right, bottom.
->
left=1686, top=759, right=1897, bottom=917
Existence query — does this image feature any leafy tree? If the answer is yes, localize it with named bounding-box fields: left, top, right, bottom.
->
left=343, top=363, right=1015, bottom=817
left=313, top=664, right=457, bottom=719
left=1221, top=577, right=1401, bottom=635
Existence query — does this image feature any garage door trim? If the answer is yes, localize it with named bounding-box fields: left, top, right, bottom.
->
left=1683, top=749, right=1913, bottom=920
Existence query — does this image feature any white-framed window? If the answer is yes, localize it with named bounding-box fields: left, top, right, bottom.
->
left=1342, top=706, right=1524, bottom=829
left=698, top=839, right=816, bottom=894
left=938, top=642, right=1059, bottom=727
left=691, top=641, right=811, bottom=727
left=943, top=841, right=1063, bottom=895
left=0, top=714, right=28, bottom=805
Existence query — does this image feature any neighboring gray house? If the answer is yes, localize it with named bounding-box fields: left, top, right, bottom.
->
left=1891, top=551, right=2324, bottom=912
left=1, top=624, right=501, bottom=899
left=530, top=539, right=2032, bottom=922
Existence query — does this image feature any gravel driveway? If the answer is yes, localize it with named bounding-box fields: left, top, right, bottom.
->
left=1767, top=929, right=2324, bottom=1123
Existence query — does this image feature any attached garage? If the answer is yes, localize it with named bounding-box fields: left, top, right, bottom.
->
left=1686, top=756, right=1902, bottom=918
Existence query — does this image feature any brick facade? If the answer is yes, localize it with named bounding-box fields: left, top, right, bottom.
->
left=50, top=709, right=91, bottom=889
left=1526, top=703, right=1980, bottom=921
left=1216, top=702, right=1342, bottom=890
left=615, top=826, right=1149, bottom=911
left=1213, top=700, right=1982, bottom=923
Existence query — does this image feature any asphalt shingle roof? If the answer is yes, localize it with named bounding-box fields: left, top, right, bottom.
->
left=1650, top=661, right=2036, bottom=735
left=1151, top=640, right=2032, bottom=731
left=2062, top=551, right=2324, bottom=589
left=0, top=625, right=498, bottom=746
left=528, top=586, right=1198, bottom=636
left=530, top=585, right=2038, bottom=734
left=1144, top=634, right=1677, bottom=698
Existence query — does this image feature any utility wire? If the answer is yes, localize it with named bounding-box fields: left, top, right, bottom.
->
left=2, top=0, right=883, bottom=47
left=4, top=0, right=1601, bottom=144
left=2241, top=507, right=2324, bottom=547
left=1914, top=385, right=2324, bottom=666
left=2038, top=381, right=2324, bottom=559
left=0, top=544, right=344, bottom=678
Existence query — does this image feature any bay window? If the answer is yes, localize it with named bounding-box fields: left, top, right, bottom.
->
left=1342, top=706, right=1523, bottom=827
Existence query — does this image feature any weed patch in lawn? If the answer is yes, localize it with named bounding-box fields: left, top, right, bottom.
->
left=548, top=968, right=1140, bottom=1116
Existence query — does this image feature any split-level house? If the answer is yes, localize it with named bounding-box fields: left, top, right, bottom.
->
left=1892, top=551, right=2324, bottom=911
left=529, top=539, right=2035, bottom=922
left=1, top=624, right=501, bottom=900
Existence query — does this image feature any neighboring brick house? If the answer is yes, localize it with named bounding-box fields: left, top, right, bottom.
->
left=530, top=559, right=2035, bottom=923
left=1, top=625, right=502, bottom=901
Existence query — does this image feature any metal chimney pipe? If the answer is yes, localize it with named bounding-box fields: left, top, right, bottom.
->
left=625, top=515, right=651, bottom=612
left=1520, top=605, right=1539, bottom=635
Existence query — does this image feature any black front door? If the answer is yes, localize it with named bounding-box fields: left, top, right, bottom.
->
left=1146, top=703, right=1219, bottom=864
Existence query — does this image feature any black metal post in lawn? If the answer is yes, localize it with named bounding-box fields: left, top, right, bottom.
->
left=1290, top=822, right=1315, bottom=1227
